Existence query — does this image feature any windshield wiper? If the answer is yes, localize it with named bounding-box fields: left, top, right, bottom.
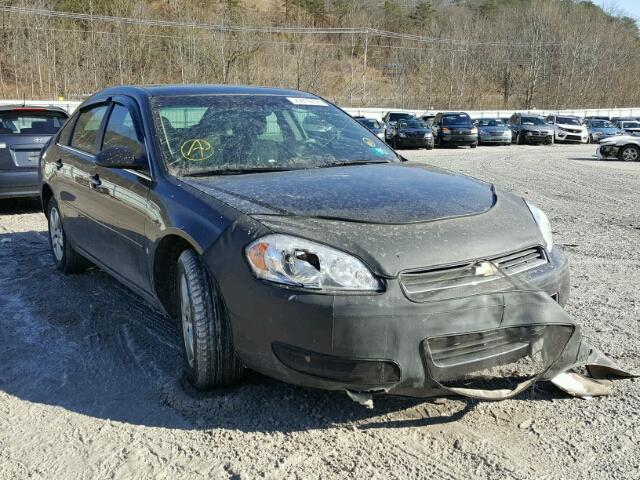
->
left=318, top=160, right=391, bottom=168
left=182, top=167, right=295, bottom=177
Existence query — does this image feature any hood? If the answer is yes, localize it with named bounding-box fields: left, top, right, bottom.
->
left=557, top=123, right=585, bottom=130
left=399, top=127, right=429, bottom=134
left=602, top=135, right=640, bottom=146
left=479, top=126, right=509, bottom=132
left=183, top=163, right=496, bottom=225
left=592, top=127, right=620, bottom=134
left=522, top=124, right=553, bottom=133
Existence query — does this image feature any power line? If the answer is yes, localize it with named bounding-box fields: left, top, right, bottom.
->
left=0, top=4, right=568, bottom=48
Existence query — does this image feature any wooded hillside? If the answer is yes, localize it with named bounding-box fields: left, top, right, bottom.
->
left=1, top=0, right=638, bottom=109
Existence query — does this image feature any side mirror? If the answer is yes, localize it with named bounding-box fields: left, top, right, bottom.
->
left=96, top=146, right=140, bottom=169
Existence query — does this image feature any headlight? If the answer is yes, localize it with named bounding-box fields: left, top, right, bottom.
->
left=503, top=130, right=511, bottom=136
left=471, top=127, right=478, bottom=134
left=424, top=132, right=432, bottom=138
left=441, top=127, right=450, bottom=133
left=245, top=234, right=382, bottom=291
left=525, top=202, right=554, bottom=252
left=398, top=132, right=407, bottom=138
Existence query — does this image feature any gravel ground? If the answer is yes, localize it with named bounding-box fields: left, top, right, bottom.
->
left=0, top=144, right=638, bottom=479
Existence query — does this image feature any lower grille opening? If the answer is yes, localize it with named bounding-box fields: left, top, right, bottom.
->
left=273, top=343, right=401, bottom=384
left=423, top=325, right=574, bottom=391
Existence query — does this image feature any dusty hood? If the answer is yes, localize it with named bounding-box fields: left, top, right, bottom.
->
left=183, top=163, right=495, bottom=224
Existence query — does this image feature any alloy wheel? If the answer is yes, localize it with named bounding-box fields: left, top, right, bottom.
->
left=621, top=146, right=638, bottom=162
left=180, top=274, right=195, bottom=368
left=49, top=207, right=64, bottom=262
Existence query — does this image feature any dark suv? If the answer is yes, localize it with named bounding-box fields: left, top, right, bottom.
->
left=431, top=112, right=478, bottom=148
left=508, top=113, right=554, bottom=145
left=0, top=106, right=68, bottom=199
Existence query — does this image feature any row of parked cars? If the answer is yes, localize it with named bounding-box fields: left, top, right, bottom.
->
left=354, top=111, right=640, bottom=150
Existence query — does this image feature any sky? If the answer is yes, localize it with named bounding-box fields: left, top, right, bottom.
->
left=601, top=0, right=640, bottom=24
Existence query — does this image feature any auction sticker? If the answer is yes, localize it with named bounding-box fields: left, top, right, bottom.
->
left=180, top=139, right=214, bottom=161
left=362, top=137, right=376, bottom=147
left=286, top=97, right=328, bottom=106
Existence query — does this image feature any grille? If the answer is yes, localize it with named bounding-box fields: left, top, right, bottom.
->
left=399, top=247, right=548, bottom=302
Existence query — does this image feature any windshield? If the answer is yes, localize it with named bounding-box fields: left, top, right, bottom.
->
left=589, top=120, right=614, bottom=128
left=152, top=95, right=397, bottom=176
left=0, top=110, right=67, bottom=135
left=359, top=118, right=381, bottom=130
left=521, top=117, right=546, bottom=126
left=399, top=119, right=427, bottom=128
left=622, top=122, right=640, bottom=128
left=556, top=116, right=581, bottom=126
left=388, top=113, right=412, bottom=123
left=477, top=118, right=505, bottom=127
left=442, top=114, right=472, bottom=126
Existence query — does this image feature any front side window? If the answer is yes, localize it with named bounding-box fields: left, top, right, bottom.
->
left=102, top=104, right=145, bottom=160
left=71, top=105, right=108, bottom=154
left=152, top=95, right=397, bottom=176
left=0, top=110, right=67, bottom=135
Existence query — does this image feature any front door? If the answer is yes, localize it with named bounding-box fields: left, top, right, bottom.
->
left=82, top=100, right=153, bottom=292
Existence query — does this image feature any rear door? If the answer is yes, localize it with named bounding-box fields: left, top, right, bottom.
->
left=0, top=108, right=67, bottom=172
left=81, top=97, right=153, bottom=291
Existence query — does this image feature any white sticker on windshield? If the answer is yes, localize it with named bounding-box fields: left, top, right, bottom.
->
left=286, top=97, right=328, bottom=106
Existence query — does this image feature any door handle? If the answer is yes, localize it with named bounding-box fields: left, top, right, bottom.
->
left=89, top=174, right=101, bottom=188
left=54, top=159, right=63, bottom=170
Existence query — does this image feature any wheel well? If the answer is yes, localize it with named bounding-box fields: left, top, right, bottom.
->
left=41, top=184, right=53, bottom=216
left=153, top=235, right=198, bottom=318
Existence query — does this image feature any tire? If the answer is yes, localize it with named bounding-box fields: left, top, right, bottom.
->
left=588, top=135, right=593, bottom=144
left=545, top=136, right=554, bottom=146
left=470, top=142, right=478, bottom=149
left=177, top=249, right=243, bottom=389
left=517, top=132, right=525, bottom=145
left=47, top=198, right=91, bottom=273
left=426, top=144, right=434, bottom=150
left=618, top=144, right=640, bottom=162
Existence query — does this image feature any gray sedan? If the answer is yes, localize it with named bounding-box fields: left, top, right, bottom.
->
left=0, top=105, right=68, bottom=199
left=476, top=118, right=512, bottom=145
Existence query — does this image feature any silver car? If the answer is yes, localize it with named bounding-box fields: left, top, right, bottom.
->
left=0, top=105, right=68, bottom=199
left=476, top=118, right=512, bottom=145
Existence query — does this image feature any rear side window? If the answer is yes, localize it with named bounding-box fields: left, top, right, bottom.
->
left=71, top=105, right=108, bottom=154
left=0, top=110, right=67, bottom=135
left=102, top=104, right=145, bottom=160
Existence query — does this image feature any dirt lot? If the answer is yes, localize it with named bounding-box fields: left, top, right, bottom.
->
left=1, top=144, right=638, bottom=479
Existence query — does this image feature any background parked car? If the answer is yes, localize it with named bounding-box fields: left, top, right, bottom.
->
left=614, top=120, right=640, bottom=136
left=431, top=112, right=478, bottom=148
left=419, top=114, right=435, bottom=126
left=475, top=118, right=512, bottom=145
left=508, top=114, right=554, bottom=145
left=585, top=119, right=623, bottom=143
left=545, top=114, right=588, bottom=143
left=0, top=105, right=68, bottom=199
left=388, top=117, right=434, bottom=149
left=382, top=111, right=415, bottom=141
left=355, top=117, right=386, bottom=140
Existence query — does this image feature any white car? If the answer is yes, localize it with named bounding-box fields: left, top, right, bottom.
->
left=596, top=135, right=640, bottom=161
left=545, top=115, right=589, bottom=143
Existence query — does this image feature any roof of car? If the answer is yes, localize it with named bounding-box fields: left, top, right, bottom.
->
left=87, top=84, right=319, bottom=102
left=0, top=104, right=69, bottom=115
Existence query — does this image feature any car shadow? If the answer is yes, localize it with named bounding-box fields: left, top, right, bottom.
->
left=0, top=197, right=41, bottom=215
left=0, top=229, right=570, bottom=433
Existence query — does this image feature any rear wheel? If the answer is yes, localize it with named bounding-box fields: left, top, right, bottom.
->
left=47, top=198, right=91, bottom=273
left=177, top=249, right=243, bottom=389
left=619, top=144, right=640, bottom=162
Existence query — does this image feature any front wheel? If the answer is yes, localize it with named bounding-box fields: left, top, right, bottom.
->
left=47, top=198, right=91, bottom=273
left=177, top=249, right=243, bottom=389
left=470, top=142, right=478, bottom=149
left=619, top=144, right=640, bottom=162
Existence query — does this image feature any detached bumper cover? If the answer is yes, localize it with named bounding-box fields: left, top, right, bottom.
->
left=597, top=145, right=619, bottom=159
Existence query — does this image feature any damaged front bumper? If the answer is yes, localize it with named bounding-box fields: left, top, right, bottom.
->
left=597, top=144, right=619, bottom=159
